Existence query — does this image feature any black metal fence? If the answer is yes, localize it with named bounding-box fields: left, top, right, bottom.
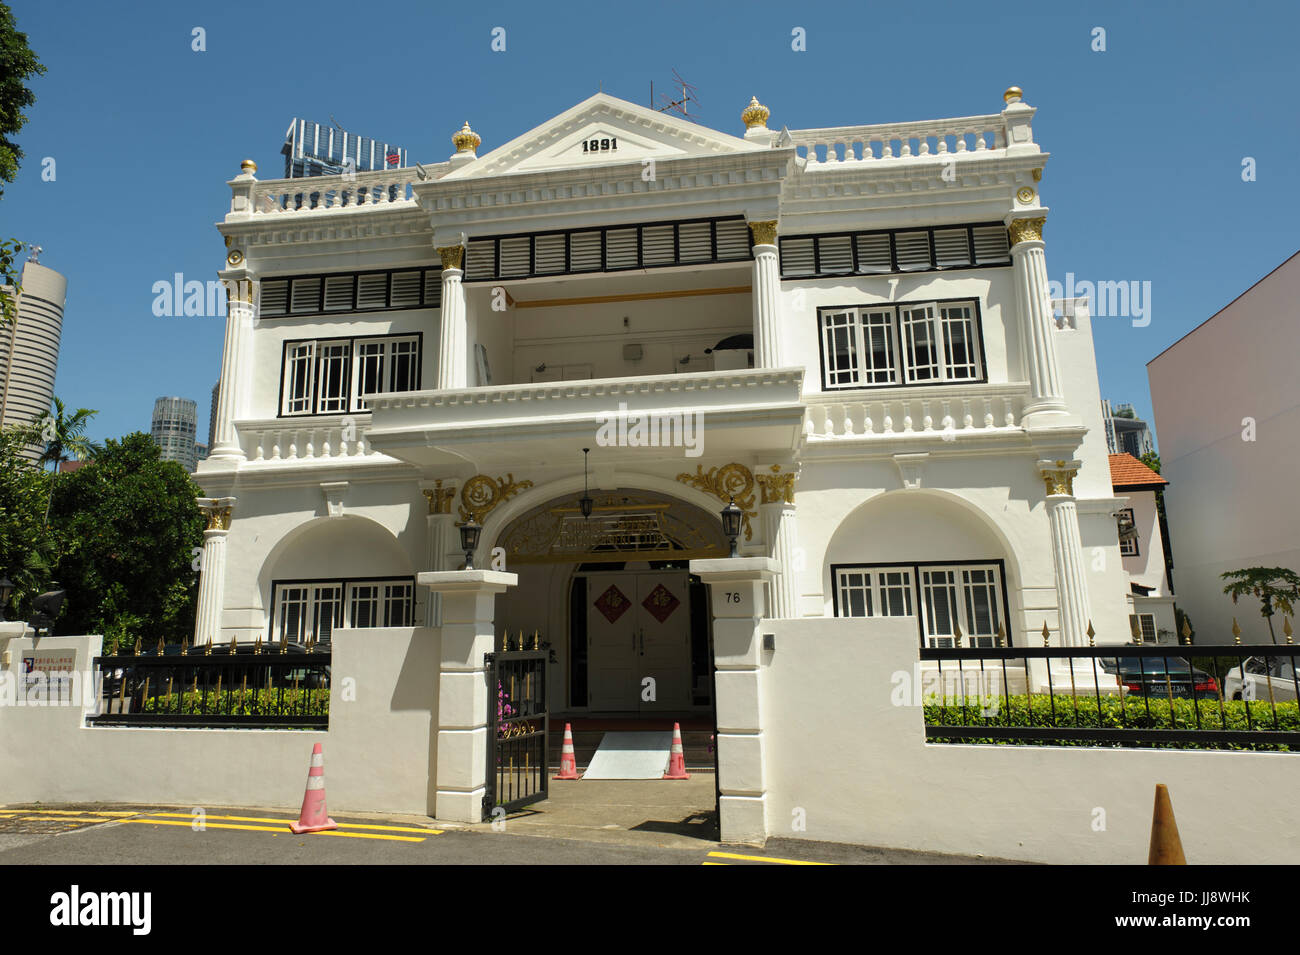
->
left=89, top=640, right=330, bottom=729
left=920, top=644, right=1300, bottom=750
left=485, top=638, right=548, bottom=815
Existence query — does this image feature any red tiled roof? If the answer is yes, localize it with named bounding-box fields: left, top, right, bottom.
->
left=1109, top=452, right=1167, bottom=490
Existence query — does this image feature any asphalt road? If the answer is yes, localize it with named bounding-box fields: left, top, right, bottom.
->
left=0, top=805, right=1011, bottom=865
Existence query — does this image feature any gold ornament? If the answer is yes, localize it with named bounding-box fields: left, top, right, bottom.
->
left=452, top=121, right=481, bottom=153
left=748, top=220, right=778, bottom=247
left=1007, top=217, right=1046, bottom=246
left=1003, top=86, right=1023, bottom=104
left=204, top=505, right=232, bottom=530
left=240, top=158, right=257, bottom=174
left=741, top=96, right=770, bottom=130
left=458, top=474, right=535, bottom=524
left=676, top=463, right=756, bottom=541
left=1041, top=460, right=1077, bottom=497
left=756, top=464, right=795, bottom=505
left=437, top=245, right=464, bottom=270
left=422, top=479, right=457, bottom=515
left=1016, top=187, right=1035, bottom=204
left=226, top=249, right=244, bottom=266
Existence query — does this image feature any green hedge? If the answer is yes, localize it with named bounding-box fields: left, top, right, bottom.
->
left=140, top=688, right=329, bottom=717
left=925, top=694, right=1299, bottom=751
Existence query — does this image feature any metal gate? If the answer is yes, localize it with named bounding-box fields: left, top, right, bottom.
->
left=484, top=636, right=549, bottom=815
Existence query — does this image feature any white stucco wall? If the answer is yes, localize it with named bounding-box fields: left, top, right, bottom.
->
left=0, top=628, right=441, bottom=815
left=758, top=618, right=1300, bottom=863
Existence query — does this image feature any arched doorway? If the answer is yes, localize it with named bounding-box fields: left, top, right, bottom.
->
left=495, top=488, right=728, bottom=717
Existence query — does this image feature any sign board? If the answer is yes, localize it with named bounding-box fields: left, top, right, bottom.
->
left=22, top=649, right=77, bottom=701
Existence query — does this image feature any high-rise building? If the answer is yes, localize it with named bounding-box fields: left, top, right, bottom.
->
left=282, top=118, right=407, bottom=179
left=208, top=381, right=219, bottom=450
left=151, top=396, right=199, bottom=471
left=0, top=259, right=67, bottom=462
left=1100, top=399, right=1155, bottom=458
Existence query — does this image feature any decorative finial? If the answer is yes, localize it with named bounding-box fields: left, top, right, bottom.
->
left=1086, top=621, right=1095, bottom=647
left=1003, top=86, right=1023, bottom=105
left=1041, top=621, right=1050, bottom=647
left=995, top=624, right=1005, bottom=648
left=240, top=158, right=257, bottom=174
left=452, top=121, right=481, bottom=153
left=1181, top=617, right=1192, bottom=642
left=741, top=95, right=770, bottom=130
left=1285, top=616, right=1294, bottom=645
left=953, top=621, right=963, bottom=648
left=1232, top=617, right=1242, bottom=645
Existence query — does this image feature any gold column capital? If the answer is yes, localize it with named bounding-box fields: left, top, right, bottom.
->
left=756, top=464, right=796, bottom=505
left=198, top=497, right=236, bottom=530
left=1038, top=458, right=1079, bottom=497
left=1007, top=216, right=1046, bottom=247
left=437, top=246, right=464, bottom=270
left=422, top=479, right=457, bottom=515
left=748, top=220, right=779, bottom=247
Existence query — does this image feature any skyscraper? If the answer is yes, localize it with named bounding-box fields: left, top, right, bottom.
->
left=0, top=259, right=67, bottom=462
left=151, top=396, right=199, bottom=471
left=281, top=118, right=407, bottom=179
left=208, top=381, right=219, bottom=450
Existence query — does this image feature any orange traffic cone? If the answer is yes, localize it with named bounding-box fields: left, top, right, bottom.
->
left=664, top=722, right=690, bottom=780
left=1148, top=783, right=1187, bottom=865
left=555, top=722, right=580, bottom=780
left=289, top=742, right=338, bottom=834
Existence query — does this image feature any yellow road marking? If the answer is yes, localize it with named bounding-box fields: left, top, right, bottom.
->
left=7, top=815, right=123, bottom=824
left=140, top=812, right=442, bottom=835
left=701, top=861, right=728, bottom=865
left=706, top=851, right=832, bottom=866
left=123, top=818, right=426, bottom=843
left=0, top=809, right=136, bottom=817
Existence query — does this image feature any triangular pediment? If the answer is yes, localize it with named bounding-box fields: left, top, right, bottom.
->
left=442, top=93, right=766, bottom=180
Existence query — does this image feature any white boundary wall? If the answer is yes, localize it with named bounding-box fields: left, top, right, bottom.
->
left=758, top=619, right=1300, bottom=864
left=0, top=628, right=440, bottom=815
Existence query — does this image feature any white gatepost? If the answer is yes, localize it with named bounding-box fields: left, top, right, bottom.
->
left=690, top=556, right=778, bottom=844
left=419, top=569, right=516, bottom=823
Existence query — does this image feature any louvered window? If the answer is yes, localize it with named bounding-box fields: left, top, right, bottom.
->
left=779, top=237, right=816, bottom=276
left=290, top=277, right=322, bottom=313
left=498, top=236, right=531, bottom=278
left=894, top=232, right=931, bottom=271
left=972, top=225, right=1011, bottom=263
left=534, top=234, right=566, bottom=274
left=259, top=280, right=289, bottom=317
left=569, top=231, right=602, bottom=272
left=933, top=229, right=971, bottom=269
left=465, top=241, right=495, bottom=280
left=641, top=224, right=675, bottom=266
left=678, top=221, right=712, bottom=263
left=715, top=219, right=750, bottom=260
left=323, top=274, right=354, bottom=311
left=356, top=274, right=388, bottom=310
left=390, top=271, right=421, bottom=308
left=423, top=270, right=442, bottom=308
left=605, top=228, right=638, bottom=270
left=854, top=234, right=892, bottom=274
left=817, top=235, right=854, bottom=274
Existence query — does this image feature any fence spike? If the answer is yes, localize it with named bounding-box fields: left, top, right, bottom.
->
left=155, top=637, right=165, bottom=656
left=254, top=634, right=263, bottom=655
left=1041, top=621, right=1050, bottom=647
left=280, top=637, right=289, bottom=654
left=204, top=637, right=213, bottom=656
left=133, top=637, right=141, bottom=656
left=229, top=634, right=238, bottom=654
left=181, top=635, right=189, bottom=655
left=533, top=629, right=540, bottom=651
left=995, top=623, right=1005, bottom=648
left=1284, top=616, right=1294, bottom=645
left=1181, top=617, right=1193, bottom=642
left=1231, top=617, right=1242, bottom=646
left=1086, top=620, right=1096, bottom=646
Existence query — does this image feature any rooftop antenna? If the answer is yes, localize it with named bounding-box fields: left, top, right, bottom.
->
left=27, top=244, right=41, bottom=264
left=651, top=70, right=699, bottom=119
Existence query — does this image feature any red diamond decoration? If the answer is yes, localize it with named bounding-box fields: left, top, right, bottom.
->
left=594, top=584, right=632, bottom=624
left=641, top=583, right=681, bottom=624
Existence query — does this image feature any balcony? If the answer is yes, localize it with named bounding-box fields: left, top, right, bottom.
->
left=803, top=382, right=1030, bottom=448
left=364, top=366, right=806, bottom=470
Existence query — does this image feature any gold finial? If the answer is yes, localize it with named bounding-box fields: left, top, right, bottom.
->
left=1086, top=620, right=1096, bottom=646
left=452, top=121, right=481, bottom=153
left=1003, top=86, right=1023, bottom=105
left=741, top=95, right=770, bottom=130
left=180, top=635, right=189, bottom=655
left=204, top=637, right=213, bottom=656
left=240, top=158, right=257, bottom=174
left=1131, top=617, right=1143, bottom=645
left=132, top=637, right=141, bottom=656
left=995, top=624, right=1005, bottom=648
left=280, top=637, right=289, bottom=655
left=1042, top=621, right=1050, bottom=647
left=1181, top=617, right=1192, bottom=642
left=254, top=634, right=263, bottom=655
left=1285, top=616, right=1294, bottom=645
left=155, top=637, right=165, bottom=656
left=533, top=630, right=541, bottom=651
left=1232, top=617, right=1242, bottom=645
left=953, top=621, right=963, bottom=648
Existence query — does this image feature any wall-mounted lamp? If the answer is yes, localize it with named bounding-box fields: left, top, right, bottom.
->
left=459, top=517, right=482, bottom=570
left=720, top=496, right=742, bottom=558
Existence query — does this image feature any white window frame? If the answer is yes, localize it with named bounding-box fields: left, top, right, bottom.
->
left=1129, top=613, right=1156, bottom=643
left=819, top=301, right=983, bottom=391
left=282, top=334, right=421, bottom=416
left=273, top=578, right=416, bottom=640
left=835, top=562, right=1004, bottom=648
left=1118, top=508, right=1139, bottom=557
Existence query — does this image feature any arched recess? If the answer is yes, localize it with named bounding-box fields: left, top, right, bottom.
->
left=822, top=488, right=1026, bottom=638
left=257, top=515, right=414, bottom=630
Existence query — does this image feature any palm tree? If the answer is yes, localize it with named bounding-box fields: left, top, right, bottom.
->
left=1221, top=567, right=1300, bottom=645
left=15, top=398, right=99, bottom=525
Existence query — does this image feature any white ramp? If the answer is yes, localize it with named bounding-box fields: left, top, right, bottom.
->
left=580, top=731, right=672, bottom=779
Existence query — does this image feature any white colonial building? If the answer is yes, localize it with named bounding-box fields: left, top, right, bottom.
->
left=194, top=88, right=1135, bottom=830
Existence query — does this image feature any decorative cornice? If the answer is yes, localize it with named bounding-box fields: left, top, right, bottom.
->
left=1007, top=216, right=1046, bottom=247
left=676, top=463, right=756, bottom=541
left=458, top=474, right=534, bottom=524
left=748, top=220, right=778, bottom=247
left=437, top=245, right=464, bottom=270
left=422, top=479, right=457, bottom=515
left=756, top=464, right=795, bottom=504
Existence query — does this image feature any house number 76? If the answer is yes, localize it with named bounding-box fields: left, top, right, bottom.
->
left=725, top=592, right=741, bottom=603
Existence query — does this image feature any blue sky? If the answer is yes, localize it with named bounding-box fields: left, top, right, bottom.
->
left=4, top=0, right=1297, bottom=448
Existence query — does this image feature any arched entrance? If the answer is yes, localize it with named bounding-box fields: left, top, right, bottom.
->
left=494, top=488, right=728, bottom=717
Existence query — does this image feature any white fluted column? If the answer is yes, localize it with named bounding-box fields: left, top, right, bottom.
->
left=1008, top=216, right=1067, bottom=423
left=420, top=481, right=457, bottom=627
left=420, top=569, right=516, bottom=822
left=690, top=556, right=777, bottom=844
left=209, top=279, right=255, bottom=459
left=436, top=246, right=467, bottom=390
left=1039, top=461, right=1091, bottom=647
left=748, top=220, right=783, bottom=368
left=194, top=498, right=235, bottom=645
left=757, top=466, right=799, bottom=619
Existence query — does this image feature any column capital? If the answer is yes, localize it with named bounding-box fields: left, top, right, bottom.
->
left=1006, top=214, right=1047, bottom=248
left=756, top=465, right=795, bottom=505
left=747, top=220, right=779, bottom=247
left=197, top=496, right=236, bottom=530
left=1037, top=459, right=1081, bottom=497
left=436, top=245, right=465, bottom=270
left=420, top=479, right=457, bottom=514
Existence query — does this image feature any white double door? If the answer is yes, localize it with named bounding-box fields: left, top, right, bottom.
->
left=585, top=571, right=692, bottom=712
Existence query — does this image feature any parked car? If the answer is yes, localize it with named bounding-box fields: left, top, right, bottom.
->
left=1223, top=655, right=1298, bottom=702
left=1105, top=655, right=1219, bottom=700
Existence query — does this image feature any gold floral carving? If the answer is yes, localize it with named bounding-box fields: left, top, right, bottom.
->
left=204, top=506, right=232, bottom=530
left=748, top=220, right=778, bottom=247
left=437, top=246, right=464, bottom=270
left=1007, top=216, right=1046, bottom=247
left=1041, top=459, right=1078, bottom=497
left=756, top=464, right=796, bottom=505
left=422, top=479, right=457, bottom=515
left=458, top=474, right=534, bottom=523
left=676, top=463, right=756, bottom=541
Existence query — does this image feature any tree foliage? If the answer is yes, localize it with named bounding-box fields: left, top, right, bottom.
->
left=1221, top=567, right=1300, bottom=645
left=0, top=2, right=46, bottom=327
left=0, top=429, right=51, bottom=616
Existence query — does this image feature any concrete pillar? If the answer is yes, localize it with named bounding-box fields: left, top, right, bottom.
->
left=1007, top=215, right=1067, bottom=425
left=1038, top=460, right=1091, bottom=647
left=208, top=280, right=255, bottom=459
left=748, top=220, right=782, bottom=368
left=435, top=246, right=467, bottom=390
left=419, top=569, right=516, bottom=823
left=193, top=498, right=236, bottom=645
left=690, top=556, right=778, bottom=844
left=420, top=480, right=458, bottom=627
